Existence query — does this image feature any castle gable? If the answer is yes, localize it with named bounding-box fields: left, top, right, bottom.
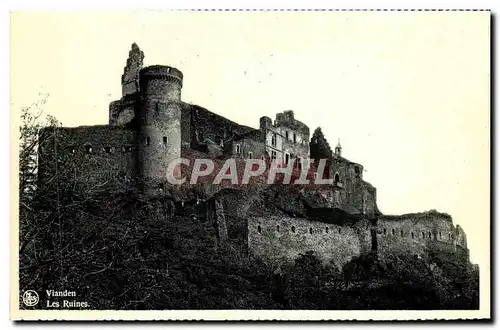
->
left=121, top=43, right=144, bottom=97
left=310, top=127, right=333, bottom=160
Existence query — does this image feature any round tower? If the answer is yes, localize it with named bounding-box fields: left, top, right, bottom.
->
left=259, top=116, right=272, bottom=142
left=138, top=65, right=183, bottom=188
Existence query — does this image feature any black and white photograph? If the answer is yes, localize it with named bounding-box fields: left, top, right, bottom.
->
left=10, top=10, right=491, bottom=321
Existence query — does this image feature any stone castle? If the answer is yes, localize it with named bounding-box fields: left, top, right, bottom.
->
left=37, top=43, right=469, bottom=269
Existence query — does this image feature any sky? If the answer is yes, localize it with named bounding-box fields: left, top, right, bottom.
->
left=11, top=11, right=489, bottom=272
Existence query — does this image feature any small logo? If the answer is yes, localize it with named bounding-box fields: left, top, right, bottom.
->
left=22, top=290, right=39, bottom=307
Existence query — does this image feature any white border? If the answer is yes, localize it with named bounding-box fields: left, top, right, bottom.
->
left=3, top=0, right=497, bottom=325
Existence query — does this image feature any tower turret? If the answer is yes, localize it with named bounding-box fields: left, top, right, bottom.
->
left=138, top=65, right=183, bottom=188
left=335, top=139, right=342, bottom=157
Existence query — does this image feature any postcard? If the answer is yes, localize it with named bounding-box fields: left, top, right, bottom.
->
left=10, top=10, right=491, bottom=321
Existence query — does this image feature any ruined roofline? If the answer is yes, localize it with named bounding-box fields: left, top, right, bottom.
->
left=274, top=110, right=310, bottom=135
left=380, top=210, right=453, bottom=222
left=255, top=212, right=368, bottom=227
left=40, top=124, right=133, bottom=131
left=186, top=102, right=256, bottom=133
left=330, top=153, right=363, bottom=167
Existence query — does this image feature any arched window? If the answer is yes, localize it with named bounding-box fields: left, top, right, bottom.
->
left=146, top=137, right=150, bottom=146
left=401, top=229, right=404, bottom=237
left=271, top=133, right=277, bottom=147
left=422, top=232, right=425, bottom=239
left=325, top=227, right=329, bottom=233
left=293, top=133, right=297, bottom=143
left=235, top=144, right=241, bottom=154
left=338, top=228, right=341, bottom=234
left=357, top=228, right=360, bottom=234
left=334, top=173, right=340, bottom=183
left=257, top=225, right=262, bottom=234
left=309, top=227, right=313, bottom=234
left=285, top=131, right=289, bottom=140
left=428, top=232, right=432, bottom=239
left=383, top=228, right=387, bottom=235
left=276, top=225, right=280, bottom=232
left=291, top=226, right=296, bottom=233
left=248, top=151, right=253, bottom=159
left=411, top=232, right=414, bottom=239
left=439, top=232, right=442, bottom=239
left=163, top=136, right=168, bottom=145
left=392, top=228, right=395, bottom=236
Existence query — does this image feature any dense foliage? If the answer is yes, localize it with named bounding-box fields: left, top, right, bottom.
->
left=19, top=187, right=479, bottom=310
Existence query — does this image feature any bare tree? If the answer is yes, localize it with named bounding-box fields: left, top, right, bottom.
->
left=19, top=94, right=59, bottom=203
left=18, top=95, right=64, bottom=278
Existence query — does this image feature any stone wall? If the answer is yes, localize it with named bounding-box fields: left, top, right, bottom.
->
left=260, top=111, right=310, bottom=166
left=455, top=224, right=468, bottom=249
left=38, top=125, right=137, bottom=192
left=263, top=128, right=284, bottom=162
left=275, top=110, right=309, bottom=137
left=248, top=215, right=372, bottom=270
left=180, top=103, right=192, bottom=149
left=228, top=134, right=267, bottom=160
left=121, top=43, right=144, bottom=97
left=377, top=211, right=458, bottom=258
left=109, top=93, right=139, bottom=126
left=245, top=210, right=466, bottom=271
left=276, top=111, right=310, bottom=164
left=300, top=180, right=378, bottom=217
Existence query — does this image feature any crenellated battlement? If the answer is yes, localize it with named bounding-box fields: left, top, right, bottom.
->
left=140, top=65, right=183, bottom=87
